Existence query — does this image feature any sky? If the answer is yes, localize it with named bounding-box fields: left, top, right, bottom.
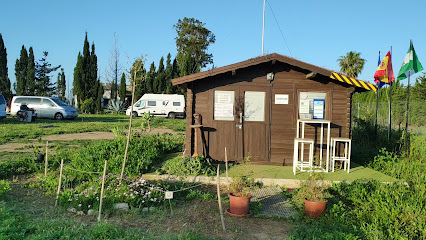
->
left=1, top=0, right=426, bottom=98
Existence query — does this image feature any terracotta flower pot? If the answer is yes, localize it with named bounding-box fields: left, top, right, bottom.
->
left=304, top=199, right=327, bottom=219
left=227, top=193, right=252, bottom=216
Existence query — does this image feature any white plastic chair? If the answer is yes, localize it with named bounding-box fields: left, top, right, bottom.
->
left=293, top=138, right=314, bottom=175
left=330, top=138, right=351, bottom=173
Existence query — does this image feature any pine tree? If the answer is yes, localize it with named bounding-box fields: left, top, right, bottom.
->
left=119, top=72, right=126, bottom=102
left=145, top=62, right=156, bottom=93
left=15, top=46, right=28, bottom=95
left=154, top=56, right=165, bottom=93
left=35, top=51, right=60, bottom=96
left=0, top=34, right=12, bottom=101
left=173, top=17, right=215, bottom=76
left=26, top=47, right=36, bottom=95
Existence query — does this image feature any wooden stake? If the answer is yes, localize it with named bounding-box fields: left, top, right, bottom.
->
left=225, top=147, right=229, bottom=183
left=55, top=159, right=64, bottom=207
left=44, top=141, right=49, bottom=176
left=98, top=160, right=108, bottom=222
left=120, top=79, right=136, bottom=183
left=216, top=164, right=226, bottom=231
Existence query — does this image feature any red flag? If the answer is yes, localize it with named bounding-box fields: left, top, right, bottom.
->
left=374, top=51, right=394, bottom=84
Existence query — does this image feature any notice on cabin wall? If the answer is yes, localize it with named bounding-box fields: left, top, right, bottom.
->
left=214, top=91, right=234, bottom=121
left=313, top=99, right=325, bottom=119
left=275, top=94, right=289, bottom=104
left=299, top=100, right=310, bottom=113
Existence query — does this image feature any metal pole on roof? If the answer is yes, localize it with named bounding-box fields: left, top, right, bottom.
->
left=262, top=0, right=265, bottom=56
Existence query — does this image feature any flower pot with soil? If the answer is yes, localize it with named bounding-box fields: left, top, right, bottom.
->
left=227, top=157, right=254, bottom=217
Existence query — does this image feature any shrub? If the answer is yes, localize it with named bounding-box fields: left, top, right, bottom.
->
left=158, top=155, right=215, bottom=177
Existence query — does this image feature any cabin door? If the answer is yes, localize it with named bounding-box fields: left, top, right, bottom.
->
left=236, top=87, right=270, bottom=163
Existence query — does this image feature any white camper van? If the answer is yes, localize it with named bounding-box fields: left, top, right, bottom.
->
left=126, top=94, right=185, bottom=119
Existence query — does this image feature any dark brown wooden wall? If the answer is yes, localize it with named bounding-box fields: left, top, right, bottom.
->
left=186, top=62, right=352, bottom=166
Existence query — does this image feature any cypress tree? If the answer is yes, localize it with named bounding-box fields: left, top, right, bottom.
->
left=26, top=47, right=35, bottom=95
left=165, top=53, right=173, bottom=94
left=119, top=72, right=126, bottom=102
left=73, top=52, right=83, bottom=108
left=89, top=43, right=98, bottom=113
left=73, top=32, right=98, bottom=112
left=154, top=57, right=165, bottom=93
left=145, top=62, right=156, bottom=93
left=0, top=34, right=11, bottom=101
left=15, top=46, right=28, bottom=95
left=57, top=68, right=66, bottom=101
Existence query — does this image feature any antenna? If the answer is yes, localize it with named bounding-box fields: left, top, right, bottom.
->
left=262, top=0, right=265, bottom=56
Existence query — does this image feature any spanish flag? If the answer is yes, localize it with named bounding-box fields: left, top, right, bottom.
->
left=374, top=51, right=394, bottom=86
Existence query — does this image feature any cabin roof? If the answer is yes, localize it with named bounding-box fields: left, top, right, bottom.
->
left=172, top=53, right=377, bottom=92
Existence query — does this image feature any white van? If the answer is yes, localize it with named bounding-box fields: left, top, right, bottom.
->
left=11, top=96, right=78, bottom=120
left=126, top=94, right=185, bottom=119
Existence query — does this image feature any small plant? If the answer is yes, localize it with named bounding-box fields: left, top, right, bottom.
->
left=141, top=112, right=153, bottom=132
left=229, top=154, right=254, bottom=197
left=0, top=180, right=11, bottom=196
left=294, top=172, right=331, bottom=207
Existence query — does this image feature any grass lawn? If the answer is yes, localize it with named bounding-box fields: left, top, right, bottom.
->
left=223, top=163, right=397, bottom=182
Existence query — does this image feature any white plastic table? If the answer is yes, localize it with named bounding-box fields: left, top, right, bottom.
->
left=296, top=119, right=331, bottom=172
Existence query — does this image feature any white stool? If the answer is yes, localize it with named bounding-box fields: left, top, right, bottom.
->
left=293, top=138, right=314, bottom=175
left=331, top=138, right=351, bottom=173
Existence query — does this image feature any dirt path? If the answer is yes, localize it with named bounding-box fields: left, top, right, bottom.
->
left=0, top=128, right=180, bottom=153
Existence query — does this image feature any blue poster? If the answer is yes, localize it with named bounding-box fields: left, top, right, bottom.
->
left=313, top=99, right=325, bottom=119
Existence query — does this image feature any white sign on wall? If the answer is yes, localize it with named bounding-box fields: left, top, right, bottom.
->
left=275, top=94, right=289, bottom=104
left=214, top=91, right=234, bottom=121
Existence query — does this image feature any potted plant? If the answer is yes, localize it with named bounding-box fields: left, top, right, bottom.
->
left=227, top=156, right=254, bottom=217
left=295, top=172, right=331, bottom=219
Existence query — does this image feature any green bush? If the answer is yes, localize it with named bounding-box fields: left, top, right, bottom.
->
left=0, top=156, right=37, bottom=178
left=59, top=133, right=184, bottom=180
left=158, top=155, right=215, bottom=177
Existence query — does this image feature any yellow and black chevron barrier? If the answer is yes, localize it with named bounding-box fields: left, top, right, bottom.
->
left=330, top=72, right=377, bottom=92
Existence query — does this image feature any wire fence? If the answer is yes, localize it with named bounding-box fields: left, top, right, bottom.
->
left=352, top=100, right=426, bottom=130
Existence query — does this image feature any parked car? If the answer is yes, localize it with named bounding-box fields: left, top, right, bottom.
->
left=10, top=96, right=78, bottom=120
left=126, top=94, right=185, bottom=119
left=0, top=94, right=6, bottom=120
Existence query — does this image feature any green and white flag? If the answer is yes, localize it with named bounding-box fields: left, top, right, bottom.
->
left=397, top=40, right=423, bottom=80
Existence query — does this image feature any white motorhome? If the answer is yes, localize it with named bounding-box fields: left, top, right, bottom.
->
left=126, top=94, right=185, bottom=119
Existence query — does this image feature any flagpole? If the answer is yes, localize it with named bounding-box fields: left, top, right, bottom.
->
left=388, top=46, right=392, bottom=141
left=405, top=59, right=411, bottom=154
left=375, top=51, right=380, bottom=138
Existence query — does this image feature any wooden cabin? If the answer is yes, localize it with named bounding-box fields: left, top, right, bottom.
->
left=172, top=53, right=376, bottom=165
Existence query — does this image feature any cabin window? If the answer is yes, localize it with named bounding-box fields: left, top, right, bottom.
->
left=147, top=101, right=156, bottom=107
left=298, top=92, right=326, bottom=120
left=214, top=90, right=234, bottom=121
left=162, top=101, right=169, bottom=106
left=173, top=102, right=180, bottom=106
left=244, top=91, right=265, bottom=122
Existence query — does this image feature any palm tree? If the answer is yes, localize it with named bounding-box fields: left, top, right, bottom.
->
left=338, top=51, right=366, bottom=78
